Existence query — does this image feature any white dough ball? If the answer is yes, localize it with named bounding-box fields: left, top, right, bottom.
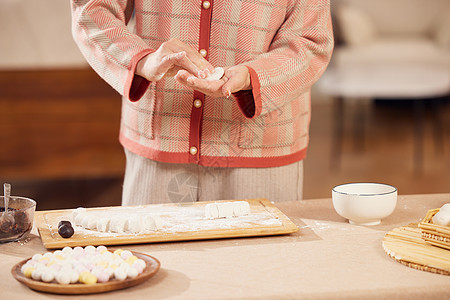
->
left=41, top=271, right=55, bottom=283
left=81, top=215, right=91, bottom=229
left=114, top=268, right=127, bottom=281
left=62, top=246, right=73, bottom=254
left=127, top=267, right=139, bottom=279
left=87, top=217, right=98, bottom=230
left=127, top=217, right=142, bottom=234
left=120, top=250, right=133, bottom=260
left=74, top=214, right=85, bottom=226
left=31, top=268, right=43, bottom=281
left=32, top=254, right=43, bottom=261
left=109, top=216, right=128, bottom=233
left=56, top=272, right=72, bottom=284
left=151, top=215, right=163, bottom=229
left=440, top=203, right=450, bottom=213
left=70, top=270, right=79, bottom=284
left=205, top=203, right=219, bottom=219
left=133, top=259, right=146, bottom=271
left=21, top=263, right=29, bottom=274
left=432, top=210, right=450, bottom=226
left=85, top=245, right=96, bottom=253
left=141, top=215, right=157, bottom=232
left=204, top=67, right=225, bottom=81
left=96, top=245, right=107, bottom=251
left=72, top=207, right=86, bottom=220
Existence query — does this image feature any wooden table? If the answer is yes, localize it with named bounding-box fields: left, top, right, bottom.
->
left=1, top=194, right=449, bottom=299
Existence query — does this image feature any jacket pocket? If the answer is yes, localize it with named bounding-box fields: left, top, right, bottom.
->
left=238, top=110, right=308, bottom=149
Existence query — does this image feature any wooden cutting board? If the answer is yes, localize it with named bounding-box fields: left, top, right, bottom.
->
left=35, top=198, right=298, bottom=249
left=382, top=224, right=450, bottom=275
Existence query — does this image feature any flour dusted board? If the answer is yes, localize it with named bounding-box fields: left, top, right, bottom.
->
left=35, top=198, right=298, bottom=249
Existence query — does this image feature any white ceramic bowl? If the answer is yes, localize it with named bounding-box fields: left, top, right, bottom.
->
left=332, top=183, right=397, bottom=225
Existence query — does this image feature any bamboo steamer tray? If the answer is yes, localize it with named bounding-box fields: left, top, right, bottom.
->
left=418, top=208, right=450, bottom=250
left=35, top=198, right=298, bottom=249
left=382, top=224, right=450, bottom=275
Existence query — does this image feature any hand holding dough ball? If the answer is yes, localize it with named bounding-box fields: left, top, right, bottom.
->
left=204, top=67, right=224, bottom=81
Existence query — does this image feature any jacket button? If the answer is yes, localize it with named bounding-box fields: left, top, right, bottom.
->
left=189, top=146, right=198, bottom=155
left=193, top=99, right=202, bottom=108
left=202, top=1, right=211, bottom=9
left=199, top=49, right=207, bottom=57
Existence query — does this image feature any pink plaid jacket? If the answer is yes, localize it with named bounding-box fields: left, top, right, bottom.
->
left=71, top=0, right=333, bottom=168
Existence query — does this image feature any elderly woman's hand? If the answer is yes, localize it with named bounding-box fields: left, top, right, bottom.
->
left=174, top=65, right=251, bottom=98
left=136, top=38, right=214, bottom=82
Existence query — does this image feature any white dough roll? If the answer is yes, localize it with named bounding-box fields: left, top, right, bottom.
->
left=109, top=216, right=129, bottom=233
left=96, top=217, right=111, bottom=232
left=205, top=201, right=250, bottom=219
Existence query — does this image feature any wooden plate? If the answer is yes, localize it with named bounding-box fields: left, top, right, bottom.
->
left=11, top=251, right=160, bottom=294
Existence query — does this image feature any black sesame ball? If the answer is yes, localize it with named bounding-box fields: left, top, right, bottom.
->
left=58, top=224, right=74, bottom=238
left=58, top=220, right=72, bottom=228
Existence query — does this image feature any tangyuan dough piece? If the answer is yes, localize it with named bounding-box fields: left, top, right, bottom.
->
left=217, top=202, right=234, bottom=218
left=72, top=207, right=86, bottom=220
left=233, top=201, right=250, bottom=217
left=73, top=208, right=87, bottom=226
left=205, top=203, right=219, bottom=219
left=440, top=203, right=450, bottom=213
left=74, top=213, right=85, bottom=227
left=140, top=215, right=157, bottom=232
left=109, top=216, right=128, bottom=233
left=96, top=217, right=110, bottom=232
left=151, top=215, right=163, bottom=230
left=205, top=201, right=250, bottom=219
left=86, top=215, right=99, bottom=230
left=127, top=217, right=143, bottom=234
left=432, top=210, right=450, bottom=226
left=81, top=214, right=92, bottom=229
left=204, top=67, right=224, bottom=81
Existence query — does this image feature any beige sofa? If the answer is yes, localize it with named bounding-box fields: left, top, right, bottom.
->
left=331, top=0, right=450, bottom=70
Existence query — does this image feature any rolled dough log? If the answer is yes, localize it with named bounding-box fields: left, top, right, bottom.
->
left=205, top=201, right=250, bottom=219
left=72, top=208, right=161, bottom=234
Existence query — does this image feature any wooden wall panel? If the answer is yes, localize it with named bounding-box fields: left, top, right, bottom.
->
left=0, top=68, right=125, bottom=180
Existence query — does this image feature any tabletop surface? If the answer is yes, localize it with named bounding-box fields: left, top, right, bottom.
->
left=1, top=194, right=449, bottom=299
left=318, top=65, right=450, bottom=98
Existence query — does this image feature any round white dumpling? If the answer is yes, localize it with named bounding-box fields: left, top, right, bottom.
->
left=141, top=215, right=157, bottom=232
left=440, top=203, right=450, bottom=213
left=127, top=217, right=143, bottom=234
left=86, top=216, right=98, bottom=230
left=433, top=210, right=450, bottom=226
left=204, top=67, right=224, bottom=81
left=96, top=217, right=111, bottom=232
left=109, top=216, right=128, bottom=233
left=72, top=207, right=86, bottom=220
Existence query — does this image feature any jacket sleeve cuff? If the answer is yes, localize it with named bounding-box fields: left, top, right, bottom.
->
left=233, top=66, right=262, bottom=119
left=124, top=49, right=154, bottom=102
